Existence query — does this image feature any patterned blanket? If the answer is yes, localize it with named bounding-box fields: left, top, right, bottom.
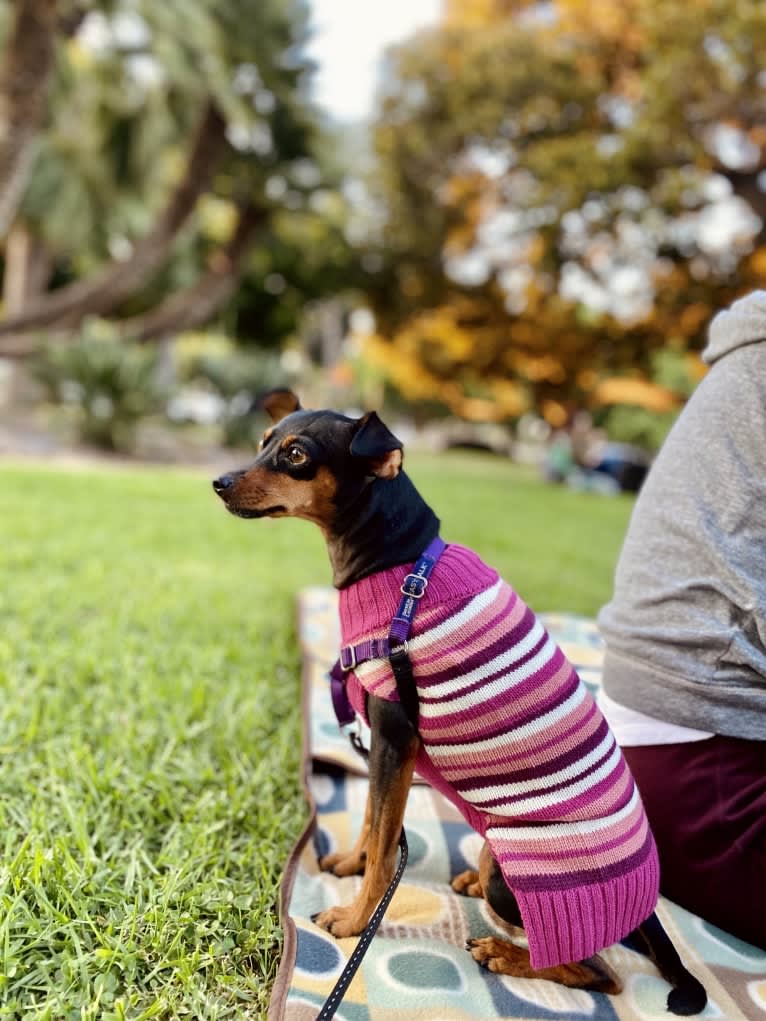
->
left=268, top=586, right=766, bottom=1021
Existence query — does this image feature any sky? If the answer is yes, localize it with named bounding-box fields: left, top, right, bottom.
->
left=306, top=0, right=443, bottom=122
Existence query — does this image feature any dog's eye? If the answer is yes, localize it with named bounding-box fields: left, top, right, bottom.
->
left=286, top=445, right=308, bottom=466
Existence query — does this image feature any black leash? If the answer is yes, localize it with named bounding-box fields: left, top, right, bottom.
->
left=315, top=734, right=409, bottom=1021
left=315, top=827, right=408, bottom=1021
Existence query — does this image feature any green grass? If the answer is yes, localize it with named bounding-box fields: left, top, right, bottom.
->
left=0, top=453, right=633, bottom=1019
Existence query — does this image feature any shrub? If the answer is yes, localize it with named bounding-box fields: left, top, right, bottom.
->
left=601, top=403, right=678, bottom=452
left=33, top=321, right=168, bottom=452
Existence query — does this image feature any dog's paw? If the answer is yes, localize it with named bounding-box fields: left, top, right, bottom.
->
left=451, top=869, right=482, bottom=897
left=312, top=906, right=366, bottom=939
left=466, top=938, right=622, bottom=993
left=318, top=850, right=367, bottom=877
left=466, top=936, right=510, bottom=972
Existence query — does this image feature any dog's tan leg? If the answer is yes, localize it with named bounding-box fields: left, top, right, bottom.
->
left=452, top=842, right=498, bottom=900
left=319, top=792, right=371, bottom=877
left=315, top=699, right=419, bottom=938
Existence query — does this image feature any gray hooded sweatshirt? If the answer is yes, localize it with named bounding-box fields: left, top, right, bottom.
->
left=598, top=291, right=766, bottom=740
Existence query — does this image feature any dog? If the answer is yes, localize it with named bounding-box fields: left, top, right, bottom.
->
left=213, top=389, right=707, bottom=1015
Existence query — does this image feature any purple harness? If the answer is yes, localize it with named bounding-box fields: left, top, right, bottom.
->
left=329, top=536, right=446, bottom=728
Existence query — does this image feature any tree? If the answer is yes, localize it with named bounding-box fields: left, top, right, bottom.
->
left=0, top=0, right=329, bottom=354
left=362, top=0, right=766, bottom=423
left=0, top=100, right=228, bottom=337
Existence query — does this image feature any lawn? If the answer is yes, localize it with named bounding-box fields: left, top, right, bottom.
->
left=0, top=453, right=634, bottom=1019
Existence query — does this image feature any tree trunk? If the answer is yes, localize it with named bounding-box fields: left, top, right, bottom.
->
left=0, top=0, right=58, bottom=238
left=3, top=220, right=52, bottom=312
left=1, top=219, right=52, bottom=403
left=0, top=100, right=228, bottom=338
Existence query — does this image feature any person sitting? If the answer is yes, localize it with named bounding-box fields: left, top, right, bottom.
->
left=597, top=289, right=766, bottom=951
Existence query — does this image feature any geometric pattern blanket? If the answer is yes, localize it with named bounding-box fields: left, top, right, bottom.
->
left=267, top=587, right=766, bottom=1021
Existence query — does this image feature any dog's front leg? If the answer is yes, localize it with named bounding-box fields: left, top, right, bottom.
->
left=319, top=792, right=371, bottom=877
left=315, top=696, right=419, bottom=938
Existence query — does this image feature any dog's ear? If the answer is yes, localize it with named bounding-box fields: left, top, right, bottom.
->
left=257, top=388, right=301, bottom=423
left=350, top=412, right=403, bottom=479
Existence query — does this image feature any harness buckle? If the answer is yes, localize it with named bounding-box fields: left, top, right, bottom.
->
left=400, top=573, right=428, bottom=598
left=340, top=645, right=357, bottom=672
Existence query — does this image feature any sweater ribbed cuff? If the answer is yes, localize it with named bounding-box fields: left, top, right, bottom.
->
left=516, top=844, right=660, bottom=970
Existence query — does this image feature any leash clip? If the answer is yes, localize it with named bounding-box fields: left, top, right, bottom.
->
left=388, top=639, right=409, bottom=659
left=341, top=715, right=369, bottom=761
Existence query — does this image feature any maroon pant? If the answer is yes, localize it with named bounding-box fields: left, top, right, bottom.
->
left=624, top=736, right=766, bottom=951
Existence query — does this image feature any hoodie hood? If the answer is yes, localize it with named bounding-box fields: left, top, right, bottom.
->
left=704, top=290, right=766, bottom=365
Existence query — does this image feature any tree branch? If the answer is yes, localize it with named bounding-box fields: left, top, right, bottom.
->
left=125, top=202, right=267, bottom=343
left=0, top=202, right=267, bottom=356
left=57, top=4, right=87, bottom=39
left=0, top=99, right=228, bottom=336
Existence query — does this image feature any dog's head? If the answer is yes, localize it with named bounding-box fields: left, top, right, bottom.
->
left=212, top=389, right=403, bottom=530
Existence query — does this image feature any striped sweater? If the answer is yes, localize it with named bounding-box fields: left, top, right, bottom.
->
left=340, top=543, right=659, bottom=970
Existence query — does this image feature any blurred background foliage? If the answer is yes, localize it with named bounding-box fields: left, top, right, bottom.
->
left=363, top=0, right=766, bottom=431
left=33, top=319, right=167, bottom=451
left=0, top=0, right=765, bottom=456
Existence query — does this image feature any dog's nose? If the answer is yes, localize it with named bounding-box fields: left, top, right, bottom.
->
left=212, top=474, right=236, bottom=494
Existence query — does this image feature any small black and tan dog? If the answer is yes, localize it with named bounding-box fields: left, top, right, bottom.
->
left=213, top=389, right=707, bottom=1015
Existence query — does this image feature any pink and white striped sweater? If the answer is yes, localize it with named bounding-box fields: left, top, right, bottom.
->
left=340, top=543, right=660, bottom=970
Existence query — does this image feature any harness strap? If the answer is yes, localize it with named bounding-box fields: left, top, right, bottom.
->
left=329, top=536, right=446, bottom=727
